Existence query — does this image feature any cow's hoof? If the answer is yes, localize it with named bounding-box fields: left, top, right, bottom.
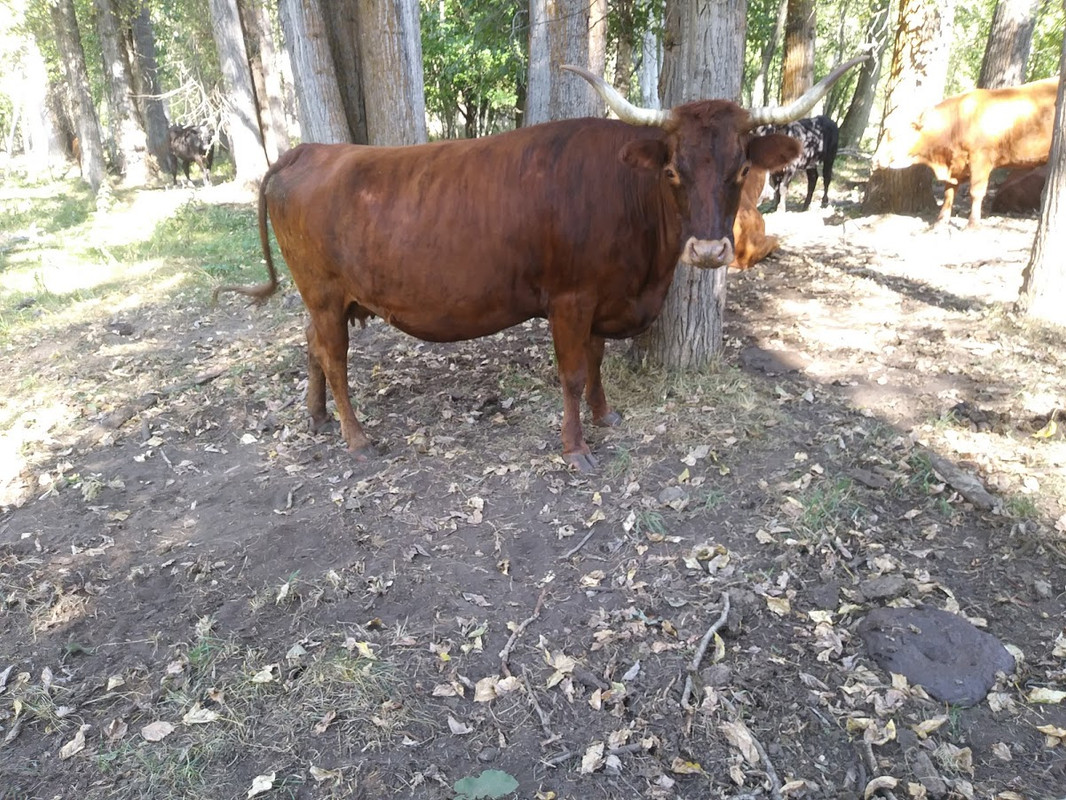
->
left=310, top=417, right=337, bottom=434
left=595, top=411, right=623, bottom=428
left=348, top=443, right=379, bottom=462
left=565, top=451, right=598, bottom=473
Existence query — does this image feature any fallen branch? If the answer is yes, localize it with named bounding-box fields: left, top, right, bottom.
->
left=560, top=526, right=599, bottom=559
left=499, top=587, right=546, bottom=678
left=680, top=591, right=730, bottom=709
left=521, top=666, right=556, bottom=744
left=721, top=695, right=784, bottom=800
left=542, top=740, right=648, bottom=768
left=100, top=367, right=227, bottom=431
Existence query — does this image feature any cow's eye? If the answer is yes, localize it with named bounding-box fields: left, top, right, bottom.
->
left=663, top=165, right=680, bottom=183
left=738, top=164, right=750, bottom=181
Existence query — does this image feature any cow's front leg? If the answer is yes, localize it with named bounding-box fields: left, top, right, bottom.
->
left=307, top=312, right=375, bottom=459
left=585, top=335, right=621, bottom=428
left=549, top=303, right=597, bottom=472
left=967, top=166, right=990, bottom=227
left=936, top=182, right=957, bottom=226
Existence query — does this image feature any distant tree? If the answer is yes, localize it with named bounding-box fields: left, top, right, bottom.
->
left=207, top=0, right=269, bottom=184
left=129, top=2, right=173, bottom=180
left=838, top=0, right=891, bottom=148
left=863, top=0, right=955, bottom=219
left=1017, top=34, right=1066, bottom=324
left=278, top=0, right=352, bottom=143
left=242, top=0, right=289, bottom=160
left=780, top=0, right=815, bottom=102
left=632, top=0, right=746, bottom=369
left=750, top=0, right=787, bottom=106
left=94, top=0, right=150, bottom=185
left=48, top=0, right=106, bottom=195
left=978, top=0, right=1040, bottom=88
left=320, top=2, right=369, bottom=143
left=356, top=0, right=427, bottom=144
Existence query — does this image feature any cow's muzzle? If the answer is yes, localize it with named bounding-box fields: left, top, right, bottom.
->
left=681, top=237, right=734, bottom=269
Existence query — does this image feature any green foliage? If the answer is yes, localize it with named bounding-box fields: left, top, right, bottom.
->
left=421, top=0, right=526, bottom=138
left=452, top=769, right=519, bottom=800
left=1028, top=0, right=1065, bottom=82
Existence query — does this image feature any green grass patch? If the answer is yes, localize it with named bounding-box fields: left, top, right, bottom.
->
left=0, top=180, right=94, bottom=240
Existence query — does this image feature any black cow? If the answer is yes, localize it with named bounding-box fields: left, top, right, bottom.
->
left=755, top=115, right=839, bottom=211
left=166, top=125, right=214, bottom=186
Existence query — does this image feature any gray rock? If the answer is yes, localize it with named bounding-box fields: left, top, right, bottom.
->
left=858, top=606, right=1015, bottom=707
left=858, top=574, right=909, bottom=602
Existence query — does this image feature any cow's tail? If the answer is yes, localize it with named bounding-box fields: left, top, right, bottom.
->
left=212, top=165, right=281, bottom=306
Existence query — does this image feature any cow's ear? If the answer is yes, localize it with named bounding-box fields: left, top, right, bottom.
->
left=747, top=133, right=801, bottom=173
left=620, top=139, right=669, bottom=170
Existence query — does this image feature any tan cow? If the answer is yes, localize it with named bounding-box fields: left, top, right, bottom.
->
left=874, top=77, right=1058, bottom=227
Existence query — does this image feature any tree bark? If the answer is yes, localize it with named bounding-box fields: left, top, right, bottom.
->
left=633, top=0, right=746, bottom=370
left=321, top=2, right=369, bottom=144
left=356, top=0, right=427, bottom=145
left=638, top=0, right=662, bottom=108
left=528, top=0, right=602, bottom=123
left=242, top=0, right=289, bottom=161
left=780, top=0, right=815, bottom=103
left=94, top=0, right=150, bottom=186
left=1017, top=32, right=1066, bottom=323
left=129, top=2, right=173, bottom=180
left=863, top=0, right=954, bottom=218
left=278, top=0, right=352, bottom=144
left=978, top=0, right=1040, bottom=89
left=48, top=0, right=106, bottom=196
left=208, top=0, right=269, bottom=185
left=838, top=0, right=891, bottom=148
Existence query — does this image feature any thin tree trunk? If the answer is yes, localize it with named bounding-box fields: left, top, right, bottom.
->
left=978, top=0, right=1040, bottom=89
left=589, top=0, right=607, bottom=92
left=613, top=0, right=635, bottom=95
left=639, top=0, right=661, bottom=108
left=49, top=0, right=106, bottom=196
left=356, top=0, right=427, bottom=145
left=129, top=2, right=172, bottom=180
left=781, top=0, right=815, bottom=103
left=548, top=0, right=598, bottom=119
left=633, top=0, right=746, bottom=369
left=752, top=0, right=787, bottom=106
left=95, top=0, right=149, bottom=185
left=838, top=0, right=891, bottom=148
left=1017, top=34, right=1066, bottom=323
left=526, top=0, right=551, bottom=124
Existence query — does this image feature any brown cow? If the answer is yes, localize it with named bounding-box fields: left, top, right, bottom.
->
left=874, top=77, right=1058, bottom=227
left=990, top=164, right=1049, bottom=215
left=215, top=59, right=864, bottom=471
left=731, top=160, right=798, bottom=270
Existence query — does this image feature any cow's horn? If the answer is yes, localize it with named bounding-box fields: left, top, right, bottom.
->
left=562, top=65, right=672, bottom=127
left=747, top=53, right=871, bottom=127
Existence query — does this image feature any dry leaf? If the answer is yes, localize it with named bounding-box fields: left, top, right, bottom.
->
left=182, top=704, right=220, bottom=725
left=140, top=720, right=175, bottom=742
left=448, top=715, right=473, bottom=735
left=247, top=772, right=275, bottom=798
left=719, top=720, right=760, bottom=765
left=1027, top=687, right=1066, bottom=704
left=764, top=596, right=791, bottom=616
left=104, top=718, right=128, bottom=741
left=312, top=710, right=337, bottom=735
left=60, top=725, right=89, bottom=759
left=669, top=757, right=702, bottom=774
left=474, top=676, right=498, bottom=703
left=580, top=742, right=605, bottom=774
left=251, top=664, right=278, bottom=683
left=309, top=765, right=342, bottom=783
left=863, top=776, right=898, bottom=799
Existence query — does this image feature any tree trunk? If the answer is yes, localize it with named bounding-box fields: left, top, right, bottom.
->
left=589, top=0, right=607, bottom=88
left=752, top=0, right=788, bottom=106
left=208, top=0, right=269, bottom=185
left=278, top=0, right=352, bottom=144
left=241, top=0, right=288, bottom=161
left=1017, top=33, right=1066, bottom=323
left=632, top=0, right=746, bottom=370
left=20, top=36, right=65, bottom=177
left=838, top=0, right=891, bottom=148
left=978, top=0, right=1039, bottom=89
left=780, top=0, right=815, bottom=103
left=528, top=0, right=602, bottom=123
left=94, top=0, right=150, bottom=186
left=639, top=0, right=662, bottom=108
left=356, top=0, right=427, bottom=145
left=129, top=2, right=172, bottom=180
left=321, top=2, right=369, bottom=144
left=48, top=0, right=106, bottom=196
left=863, top=0, right=955, bottom=219
left=612, top=0, right=635, bottom=95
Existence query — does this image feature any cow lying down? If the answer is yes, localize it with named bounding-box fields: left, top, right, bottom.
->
left=215, top=59, right=864, bottom=471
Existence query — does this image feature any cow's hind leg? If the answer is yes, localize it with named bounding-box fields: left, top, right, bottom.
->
left=306, top=311, right=374, bottom=458
left=935, top=181, right=957, bottom=226
left=549, top=301, right=597, bottom=472
left=800, top=168, right=817, bottom=211
left=585, top=335, right=621, bottom=428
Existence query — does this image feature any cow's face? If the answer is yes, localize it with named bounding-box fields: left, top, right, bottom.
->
left=874, top=110, right=937, bottom=170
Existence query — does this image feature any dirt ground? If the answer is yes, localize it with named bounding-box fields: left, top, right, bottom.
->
left=1, top=179, right=1065, bottom=800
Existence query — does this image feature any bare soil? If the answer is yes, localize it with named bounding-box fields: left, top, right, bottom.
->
left=1, top=183, right=1065, bottom=800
